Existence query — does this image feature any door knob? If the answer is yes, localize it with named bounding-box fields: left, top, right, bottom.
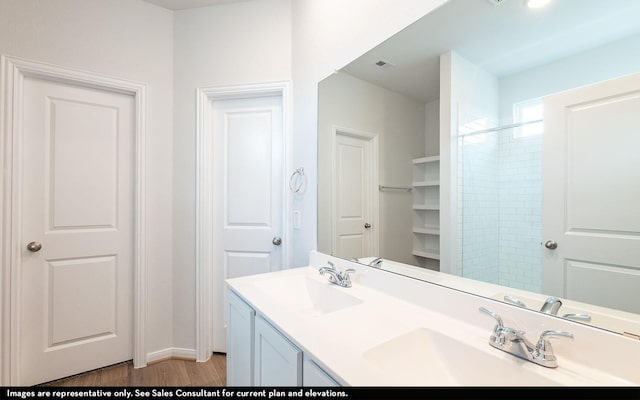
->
left=364, top=223, right=371, bottom=229
left=544, top=240, right=558, bottom=250
left=272, top=237, right=282, bottom=246
left=27, top=242, right=42, bottom=252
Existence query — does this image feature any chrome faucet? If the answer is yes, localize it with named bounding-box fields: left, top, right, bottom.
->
left=319, top=261, right=355, bottom=288
left=503, top=295, right=592, bottom=322
left=479, top=307, right=574, bottom=368
left=368, top=257, right=383, bottom=268
left=540, top=297, right=592, bottom=321
left=540, top=296, right=563, bottom=315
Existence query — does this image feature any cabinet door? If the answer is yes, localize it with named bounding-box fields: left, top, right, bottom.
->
left=254, top=316, right=302, bottom=386
left=303, top=357, right=340, bottom=387
left=227, top=290, right=255, bottom=386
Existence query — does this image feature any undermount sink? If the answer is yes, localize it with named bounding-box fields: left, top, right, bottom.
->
left=363, top=327, right=562, bottom=386
left=252, top=275, right=363, bottom=318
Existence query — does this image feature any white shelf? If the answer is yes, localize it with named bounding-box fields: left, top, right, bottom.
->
left=413, top=250, right=440, bottom=260
left=412, top=155, right=440, bottom=266
left=412, top=180, right=440, bottom=187
left=413, top=227, right=440, bottom=235
left=413, top=204, right=440, bottom=211
left=412, top=156, right=440, bottom=164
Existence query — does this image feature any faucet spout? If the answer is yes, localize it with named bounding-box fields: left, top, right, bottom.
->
left=368, top=257, right=383, bottom=268
left=319, top=261, right=355, bottom=288
left=540, top=296, right=563, bottom=315
left=319, top=266, right=341, bottom=283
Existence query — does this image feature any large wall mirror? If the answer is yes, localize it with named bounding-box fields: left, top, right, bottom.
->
left=318, top=0, right=640, bottom=337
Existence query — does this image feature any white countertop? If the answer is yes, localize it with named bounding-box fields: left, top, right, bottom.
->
left=226, top=263, right=638, bottom=386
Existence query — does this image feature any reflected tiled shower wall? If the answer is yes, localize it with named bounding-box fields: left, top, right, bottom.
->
left=498, top=131, right=542, bottom=292
left=460, top=129, right=542, bottom=292
left=460, top=133, right=500, bottom=284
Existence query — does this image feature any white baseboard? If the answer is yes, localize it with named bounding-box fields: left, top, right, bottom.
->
left=172, top=347, right=197, bottom=360
left=145, top=348, right=196, bottom=365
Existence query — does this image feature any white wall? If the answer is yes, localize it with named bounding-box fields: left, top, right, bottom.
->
left=291, top=0, right=449, bottom=267
left=317, top=72, right=425, bottom=265
left=499, top=33, right=640, bottom=121
left=424, top=100, right=439, bottom=158
left=0, top=0, right=174, bottom=359
left=439, top=51, right=499, bottom=275
left=172, top=0, right=292, bottom=350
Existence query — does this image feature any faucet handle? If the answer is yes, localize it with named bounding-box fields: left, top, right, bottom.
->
left=562, top=313, right=592, bottom=322
left=535, top=330, right=574, bottom=360
left=340, top=268, right=355, bottom=287
left=343, top=268, right=355, bottom=275
left=503, top=295, right=527, bottom=308
left=319, top=261, right=335, bottom=273
left=479, top=307, right=504, bottom=332
left=537, top=330, right=574, bottom=344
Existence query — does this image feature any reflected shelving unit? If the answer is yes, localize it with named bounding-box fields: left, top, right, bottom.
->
left=412, top=156, right=440, bottom=263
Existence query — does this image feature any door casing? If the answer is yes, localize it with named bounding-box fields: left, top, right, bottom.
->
left=0, top=55, right=149, bottom=385
left=195, top=81, right=291, bottom=362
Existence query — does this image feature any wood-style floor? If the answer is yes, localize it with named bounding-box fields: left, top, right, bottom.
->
left=41, top=353, right=226, bottom=387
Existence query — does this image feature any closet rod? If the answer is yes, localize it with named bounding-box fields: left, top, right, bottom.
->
left=378, top=185, right=413, bottom=192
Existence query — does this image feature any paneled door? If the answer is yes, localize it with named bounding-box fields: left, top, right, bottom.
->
left=542, top=72, right=640, bottom=314
left=212, top=95, right=283, bottom=352
left=19, top=77, right=134, bottom=385
left=333, top=129, right=377, bottom=260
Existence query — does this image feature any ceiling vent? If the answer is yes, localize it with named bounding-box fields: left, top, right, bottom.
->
left=375, top=60, right=396, bottom=69
left=486, top=0, right=506, bottom=5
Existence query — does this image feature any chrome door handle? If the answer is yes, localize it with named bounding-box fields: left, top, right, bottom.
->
left=364, top=223, right=371, bottom=229
left=544, top=240, right=558, bottom=250
left=27, top=242, right=42, bottom=252
left=272, top=237, right=282, bottom=246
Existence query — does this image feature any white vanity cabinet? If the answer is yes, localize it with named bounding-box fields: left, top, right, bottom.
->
left=226, top=289, right=341, bottom=387
left=303, top=357, right=340, bottom=386
left=227, top=290, right=255, bottom=386
left=254, top=315, right=302, bottom=386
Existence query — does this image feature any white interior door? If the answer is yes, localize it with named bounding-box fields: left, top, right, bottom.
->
left=212, top=95, right=283, bottom=352
left=543, top=72, right=640, bottom=314
left=20, top=77, right=134, bottom=385
left=333, top=130, right=377, bottom=260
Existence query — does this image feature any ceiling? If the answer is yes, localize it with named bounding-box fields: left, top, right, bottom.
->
left=341, top=0, right=640, bottom=103
left=142, top=0, right=251, bottom=11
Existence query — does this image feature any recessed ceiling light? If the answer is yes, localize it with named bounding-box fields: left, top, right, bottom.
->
left=526, top=0, right=551, bottom=9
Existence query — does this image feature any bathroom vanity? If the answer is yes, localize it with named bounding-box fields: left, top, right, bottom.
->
left=226, top=252, right=640, bottom=386
left=227, top=289, right=340, bottom=386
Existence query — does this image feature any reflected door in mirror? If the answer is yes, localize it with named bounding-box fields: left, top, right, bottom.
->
left=333, top=129, right=378, bottom=259
left=543, top=72, right=640, bottom=314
